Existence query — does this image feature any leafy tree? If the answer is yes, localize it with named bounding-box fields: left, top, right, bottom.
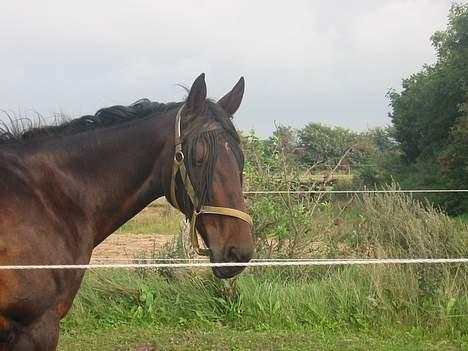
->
left=298, top=123, right=358, bottom=166
left=388, top=3, right=468, bottom=213
left=448, top=108, right=468, bottom=182
left=353, top=127, right=401, bottom=187
left=272, top=125, right=298, bottom=151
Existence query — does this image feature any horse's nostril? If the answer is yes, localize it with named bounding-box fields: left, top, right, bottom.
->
left=226, top=246, right=251, bottom=262
left=227, top=246, right=239, bottom=262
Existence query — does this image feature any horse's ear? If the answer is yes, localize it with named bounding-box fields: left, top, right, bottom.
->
left=186, top=73, right=207, bottom=116
left=218, top=77, right=245, bottom=116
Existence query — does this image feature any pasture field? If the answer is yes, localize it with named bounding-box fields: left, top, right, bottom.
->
left=61, top=192, right=467, bottom=350
left=58, top=267, right=467, bottom=351
left=59, top=325, right=466, bottom=351
left=116, top=199, right=182, bottom=236
left=63, top=133, right=468, bottom=350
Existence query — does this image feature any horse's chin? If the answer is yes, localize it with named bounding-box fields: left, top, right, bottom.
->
left=212, top=266, right=245, bottom=279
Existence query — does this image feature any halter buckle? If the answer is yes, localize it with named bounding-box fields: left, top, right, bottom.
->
left=174, top=150, right=184, bottom=163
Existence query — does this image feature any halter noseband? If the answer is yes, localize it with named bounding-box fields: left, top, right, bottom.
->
left=170, top=105, right=253, bottom=256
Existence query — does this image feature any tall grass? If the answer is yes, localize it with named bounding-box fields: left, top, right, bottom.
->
left=62, top=192, right=468, bottom=342
left=62, top=267, right=467, bottom=338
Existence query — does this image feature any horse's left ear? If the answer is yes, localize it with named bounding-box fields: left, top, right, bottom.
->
left=218, top=77, right=245, bottom=116
left=186, top=73, right=207, bottom=116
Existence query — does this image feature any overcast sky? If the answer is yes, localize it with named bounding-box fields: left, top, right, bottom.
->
left=0, top=0, right=454, bottom=137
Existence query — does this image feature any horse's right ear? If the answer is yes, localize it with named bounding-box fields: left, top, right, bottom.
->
left=186, top=73, right=207, bottom=116
left=218, top=77, right=245, bottom=116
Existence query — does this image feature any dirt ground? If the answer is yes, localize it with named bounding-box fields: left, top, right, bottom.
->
left=91, top=234, right=173, bottom=262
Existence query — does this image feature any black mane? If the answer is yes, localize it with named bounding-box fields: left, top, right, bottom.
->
left=0, top=99, right=182, bottom=145
left=0, top=98, right=244, bottom=212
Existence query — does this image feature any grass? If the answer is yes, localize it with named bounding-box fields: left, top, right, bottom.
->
left=458, top=213, right=468, bottom=224
left=58, top=266, right=468, bottom=350
left=116, top=199, right=182, bottom=235
left=58, top=326, right=467, bottom=351
left=250, top=187, right=468, bottom=259
left=61, top=266, right=468, bottom=332
left=58, top=191, right=467, bottom=350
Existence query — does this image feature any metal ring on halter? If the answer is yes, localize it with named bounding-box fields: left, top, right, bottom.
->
left=174, top=151, right=184, bottom=163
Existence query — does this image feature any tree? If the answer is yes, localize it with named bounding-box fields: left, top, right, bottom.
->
left=447, top=108, right=468, bottom=194
left=353, top=127, right=401, bottom=187
left=388, top=3, right=468, bottom=213
left=298, top=123, right=358, bottom=166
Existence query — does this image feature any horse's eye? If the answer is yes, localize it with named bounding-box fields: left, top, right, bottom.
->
left=192, top=143, right=207, bottom=167
left=194, top=158, right=204, bottom=167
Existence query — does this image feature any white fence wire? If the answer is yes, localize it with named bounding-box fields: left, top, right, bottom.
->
left=243, top=189, right=468, bottom=194
left=0, top=258, right=467, bottom=270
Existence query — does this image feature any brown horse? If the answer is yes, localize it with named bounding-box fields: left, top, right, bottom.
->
left=0, top=74, right=254, bottom=350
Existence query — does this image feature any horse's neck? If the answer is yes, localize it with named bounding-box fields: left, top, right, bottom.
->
left=23, top=114, right=174, bottom=246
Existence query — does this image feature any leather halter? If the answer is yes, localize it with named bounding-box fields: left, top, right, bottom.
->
left=170, top=105, right=253, bottom=256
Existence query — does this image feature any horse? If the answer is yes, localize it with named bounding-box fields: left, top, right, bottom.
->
left=0, top=73, right=254, bottom=350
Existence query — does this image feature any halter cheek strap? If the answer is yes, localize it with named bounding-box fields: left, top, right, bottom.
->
left=170, top=105, right=253, bottom=256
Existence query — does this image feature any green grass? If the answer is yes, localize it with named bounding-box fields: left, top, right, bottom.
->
left=62, top=267, right=468, bottom=331
left=60, top=191, right=467, bottom=350
left=58, top=326, right=467, bottom=351
left=59, top=265, right=467, bottom=350
left=458, top=213, right=468, bottom=224
left=116, top=199, right=182, bottom=235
